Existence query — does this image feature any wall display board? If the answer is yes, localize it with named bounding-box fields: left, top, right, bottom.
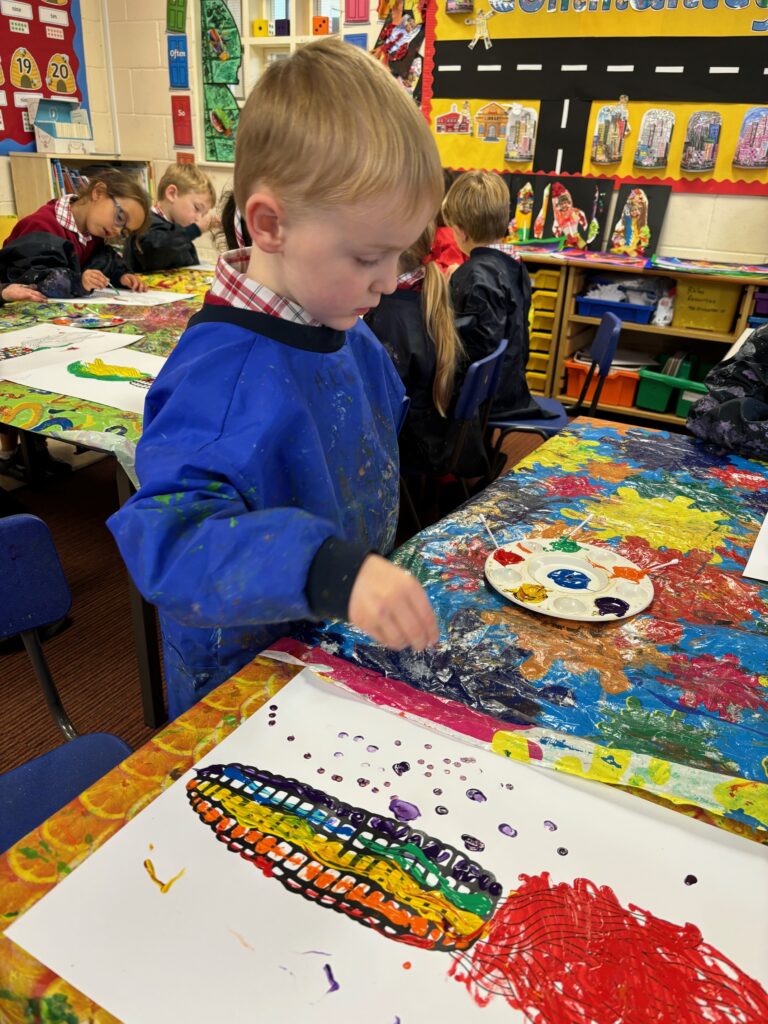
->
left=0, top=0, right=90, bottom=155
left=200, top=0, right=242, bottom=162
left=424, top=1, right=768, bottom=195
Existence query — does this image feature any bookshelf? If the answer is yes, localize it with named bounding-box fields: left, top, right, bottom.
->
left=8, top=153, right=155, bottom=218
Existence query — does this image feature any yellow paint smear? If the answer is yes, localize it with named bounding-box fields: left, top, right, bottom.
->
left=143, top=858, right=185, bottom=893
left=199, top=781, right=485, bottom=937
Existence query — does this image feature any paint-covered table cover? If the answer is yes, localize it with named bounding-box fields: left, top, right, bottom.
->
left=288, top=420, right=768, bottom=838
left=0, top=269, right=210, bottom=444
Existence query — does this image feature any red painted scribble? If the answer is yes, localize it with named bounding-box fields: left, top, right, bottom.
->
left=617, top=536, right=768, bottom=627
left=493, top=549, right=524, bottom=567
left=659, top=653, right=768, bottom=722
left=708, top=465, right=768, bottom=492
left=449, top=872, right=768, bottom=1024
left=542, top=475, right=602, bottom=498
left=433, top=537, right=489, bottom=592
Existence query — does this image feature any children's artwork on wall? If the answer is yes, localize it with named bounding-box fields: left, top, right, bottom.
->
left=465, top=7, right=495, bottom=50
left=680, top=111, right=721, bottom=173
left=590, top=96, right=631, bottom=165
left=733, top=107, right=768, bottom=170
left=7, top=670, right=768, bottom=1024
left=475, top=101, right=507, bottom=142
left=202, top=83, right=238, bottom=162
left=435, top=101, right=473, bottom=135
left=446, top=0, right=473, bottom=12
left=508, top=181, right=534, bottom=242
left=503, top=104, right=536, bottom=163
left=633, top=109, right=675, bottom=171
left=0, top=0, right=90, bottom=155
left=609, top=184, right=671, bottom=260
left=372, top=1, right=425, bottom=96
left=528, top=177, right=610, bottom=251
left=2, top=346, right=166, bottom=415
left=200, top=0, right=243, bottom=86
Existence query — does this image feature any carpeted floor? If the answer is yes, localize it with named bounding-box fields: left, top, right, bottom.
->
left=1, top=455, right=161, bottom=775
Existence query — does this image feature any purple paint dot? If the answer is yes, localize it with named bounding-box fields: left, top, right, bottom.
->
left=357, top=778, right=370, bottom=787
left=394, top=740, right=402, bottom=747
left=353, top=735, right=364, bottom=743
left=268, top=704, right=278, bottom=711
left=425, top=772, right=432, bottom=778
left=543, top=820, right=557, bottom=831
left=443, top=758, right=451, bottom=764
left=317, top=768, right=325, bottom=774
left=333, top=752, right=343, bottom=758
left=435, top=805, right=449, bottom=815
left=389, top=798, right=421, bottom=822
left=393, top=762, right=410, bottom=776
left=462, top=834, right=485, bottom=853
left=287, top=735, right=295, bottom=742
left=433, top=788, right=443, bottom=796
left=371, top=787, right=379, bottom=794
left=557, top=847, right=568, bottom=856
left=268, top=721, right=276, bottom=726
left=384, top=781, right=391, bottom=788
left=426, top=764, right=434, bottom=770
left=424, top=743, right=432, bottom=750
left=466, top=788, right=487, bottom=802
left=505, top=783, right=514, bottom=790
left=366, top=745, right=379, bottom=753
left=332, top=774, right=343, bottom=783
left=417, top=759, right=425, bottom=765
left=304, top=753, right=312, bottom=759
left=443, top=769, right=451, bottom=775
left=460, top=757, right=475, bottom=764
left=453, top=762, right=461, bottom=768
left=499, top=823, right=518, bottom=838
left=459, top=776, right=467, bottom=782
left=684, top=874, right=698, bottom=886
left=268, top=712, right=276, bottom=718
left=338, top=732, right=348, bottom=739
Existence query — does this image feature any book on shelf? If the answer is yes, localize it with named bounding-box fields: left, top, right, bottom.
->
left=48, top=159, right=151, bottom=201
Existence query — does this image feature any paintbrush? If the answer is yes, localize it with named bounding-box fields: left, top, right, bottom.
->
left=480, top=514, right=500, bottom=550
left=565, top=512, right=594, bottom=539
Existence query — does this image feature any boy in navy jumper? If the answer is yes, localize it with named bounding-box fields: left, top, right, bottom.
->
left=126, top=163, right=217, bottom=272
left=109, top=39, right=441, bottom=718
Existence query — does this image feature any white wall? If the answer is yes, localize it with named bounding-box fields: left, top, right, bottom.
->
left=2, top=3, right=766, bottom=263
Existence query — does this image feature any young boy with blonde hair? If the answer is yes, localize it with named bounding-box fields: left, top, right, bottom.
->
left=443, top=170, right=541, bottom=419
left=126, top=163, right=216, bottom=272
left=109, top=39, right=441, bottom=718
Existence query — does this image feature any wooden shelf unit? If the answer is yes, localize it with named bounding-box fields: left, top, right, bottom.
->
left=520, top=255, right=568, bottom=397
left=232, top=1, right=340, bottom=85
left=550, top=260, right=767, bottom=428
left=9, top=152, right=155, bottom=218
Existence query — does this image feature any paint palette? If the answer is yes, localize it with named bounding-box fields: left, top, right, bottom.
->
left=484, top=536, right=654, bottom=622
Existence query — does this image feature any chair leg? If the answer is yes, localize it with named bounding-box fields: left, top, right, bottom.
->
left=21, top=629, right=77, bottom=740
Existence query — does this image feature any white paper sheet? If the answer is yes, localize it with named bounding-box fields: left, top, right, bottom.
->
left=8, top=670, right=767, bottom=1024
left=2, top=346, right=165, bottom=414
left=743, top=512, right=768, bottom=584
left=0, top=324, right=137, bottom=373
left=61, top=288, right=194, bottom=306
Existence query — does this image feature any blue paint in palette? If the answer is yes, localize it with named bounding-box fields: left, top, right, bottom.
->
left=548, top=568, right=591, bottom=590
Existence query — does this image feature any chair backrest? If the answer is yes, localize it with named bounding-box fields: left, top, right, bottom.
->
left=0, top=514, right=71, bottom=641
left=454, top=337, right=509, bottom=423
left=571, top=312, right=622, bottom=415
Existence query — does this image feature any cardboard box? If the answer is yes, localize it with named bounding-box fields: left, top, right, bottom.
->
left=29, top=96, right=94, bottom=155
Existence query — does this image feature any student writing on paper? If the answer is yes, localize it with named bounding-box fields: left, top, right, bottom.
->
left=126, top=164, right=217, bottom=272
left=0, top=169, right=150, bottom=299
left=109, top=40, right=440, bottom=719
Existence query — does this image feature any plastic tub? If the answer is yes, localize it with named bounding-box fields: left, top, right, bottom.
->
left=531, top=290, right=557, bottom=312
left=527, top=352, right=549, bottom=373
left=529, top=330, right=553, bottom=352
left=575, top=296, right=654, bottom=324
left=672, top=279, right=741, bottom=332
left=529, top=268, right=561, bottom=291
left=748, top=315, right=768, bottom=328
left=635, top=361, right=697, bottom=414
left=530, top=310, right=555, bottom=332
left=564, top=359, right=640, bottom=408
left=526, top=370, right=547, bottom=393
left=675, top=380, right=708, bottom=418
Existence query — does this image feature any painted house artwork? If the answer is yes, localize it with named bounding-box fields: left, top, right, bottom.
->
left=435, top=101, right=473, bottom=135
left=681, top=111, right=721, bottom=172
left=733, top=107, right=768, bottom=169
left=591, top=97, right=631, bottom=164
left=504, top=103, right=537, bottom=163
left=633, top=109, right=675, bottom=170
left=474, top=101, right=508, bottom=142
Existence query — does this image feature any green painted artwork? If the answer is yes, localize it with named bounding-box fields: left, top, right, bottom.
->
left=203, top=83, right=239, bottom=162
left=200, top=0, right=243, bottom=86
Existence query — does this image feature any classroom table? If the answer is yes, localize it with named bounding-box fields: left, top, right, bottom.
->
left=0, top=270, right=211, bottom=727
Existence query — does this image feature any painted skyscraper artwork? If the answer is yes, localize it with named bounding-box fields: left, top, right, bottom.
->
left=733, top=108, right=768, bottom=169
left=633, top=109, right=675, bottom=171
left=680, top=111, right=721, bottom=172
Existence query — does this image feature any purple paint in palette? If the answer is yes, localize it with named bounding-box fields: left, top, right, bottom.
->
left=595, top=596, right=630, bottom=617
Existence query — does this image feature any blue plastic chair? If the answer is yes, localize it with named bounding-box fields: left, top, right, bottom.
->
left=0, top=514, right=131, bottom=853
left=400, top=339, right=508, bottom=530
left=488, top=312, right=623, bottom=446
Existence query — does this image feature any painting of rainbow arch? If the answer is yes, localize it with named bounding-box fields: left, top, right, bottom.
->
left=6, top=671, right=768, bottom=1022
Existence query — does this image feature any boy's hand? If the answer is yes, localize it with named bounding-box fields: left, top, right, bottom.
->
left=1, top=283, right=46, bottom=303
left=348, top=554, right=439, bottom=651
left=198, top=211, right=220, bottom=234
left=81, top=269, right=109, bottom=291
left=120, top=273, right=148, bottom=292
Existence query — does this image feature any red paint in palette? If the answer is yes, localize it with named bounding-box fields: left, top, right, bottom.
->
left=449, top=872, right=768, bottom=1023
left=492, top=549, right=524, bottom=567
